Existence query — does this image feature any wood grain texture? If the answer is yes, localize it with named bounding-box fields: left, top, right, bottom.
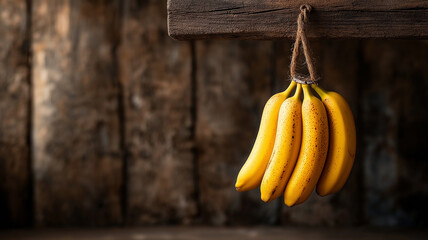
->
left=0, top=0, right=31, bottom=227
left=119, top=0, right=197, bottom=224
left=274, top=40, right=361, bottom=226
left=168, top=0, right=428, bottom=40
left=32, top=0, right=123, bottom=226
left=195, top=40, right=279, bottom=225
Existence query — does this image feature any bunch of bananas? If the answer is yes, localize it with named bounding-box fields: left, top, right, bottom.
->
left=235, top=82, right=356, bottom=206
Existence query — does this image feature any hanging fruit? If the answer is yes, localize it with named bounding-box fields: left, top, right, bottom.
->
left=235, top=5, right=356, bottom=206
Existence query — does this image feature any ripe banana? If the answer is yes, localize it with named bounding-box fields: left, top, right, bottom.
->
left=312, top=85, right=356, bottom=196
left=236, top=82, right=296, bottom=192
left=284, top=84, right=329, bottom=206
left=260, top=84, right=302, bottom=202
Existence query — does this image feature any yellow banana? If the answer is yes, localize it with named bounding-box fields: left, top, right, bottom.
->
left=312, top=85, right=356, bottom=196
left=284, top=84, right=329, bottom=206
left=236, top=82, right=296, bottom=192
left=261, top=84, right=302, bottom=202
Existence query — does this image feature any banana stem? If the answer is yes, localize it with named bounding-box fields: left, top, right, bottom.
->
left=311, top=85, right=327, bottom=99
left=294, top=84, right=302, bottom=99
left=302, top=84, right=311, bottom=98
left=284, top=81, right=297, bottom=96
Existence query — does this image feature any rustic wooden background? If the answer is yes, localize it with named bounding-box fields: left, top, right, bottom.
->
left=1, top=0, right=428, bottom=228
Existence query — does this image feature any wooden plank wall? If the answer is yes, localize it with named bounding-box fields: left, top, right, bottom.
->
left=119, top=0, right=196, bottom=225
left=32, top=0, right=123, bottom=226
left=1, top=0, right=428, bottom=227
left=360, top=40, right=428, bottom=226
left=195, top=41, right=277, bottom=225
left=0, top=0, right=31, bottom=228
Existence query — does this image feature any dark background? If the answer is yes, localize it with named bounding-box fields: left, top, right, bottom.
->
left=1, top=0, right=428, bottom=228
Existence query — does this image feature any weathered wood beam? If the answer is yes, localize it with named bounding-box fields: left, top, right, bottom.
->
left=168, top=0, right=428, bottom=40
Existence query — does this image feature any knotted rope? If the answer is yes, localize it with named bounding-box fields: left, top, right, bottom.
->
left=290, top=5, right=318, bottom=85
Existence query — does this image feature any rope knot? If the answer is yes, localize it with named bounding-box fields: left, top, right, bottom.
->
left=299, top=4, right=311, bottom=22
left=290, top=4, right=318, bottom=84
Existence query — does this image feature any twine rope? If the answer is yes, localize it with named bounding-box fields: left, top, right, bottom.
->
left=290, top=4, right=318, bottom=85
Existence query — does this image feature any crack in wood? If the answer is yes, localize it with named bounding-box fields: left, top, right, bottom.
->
left=173, top=6, right=244, bottom=14
left=214, top=8, right=289, bottom=16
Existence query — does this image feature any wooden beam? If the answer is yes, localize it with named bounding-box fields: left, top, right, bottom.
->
left=168, top=0, right=428, bottom=40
